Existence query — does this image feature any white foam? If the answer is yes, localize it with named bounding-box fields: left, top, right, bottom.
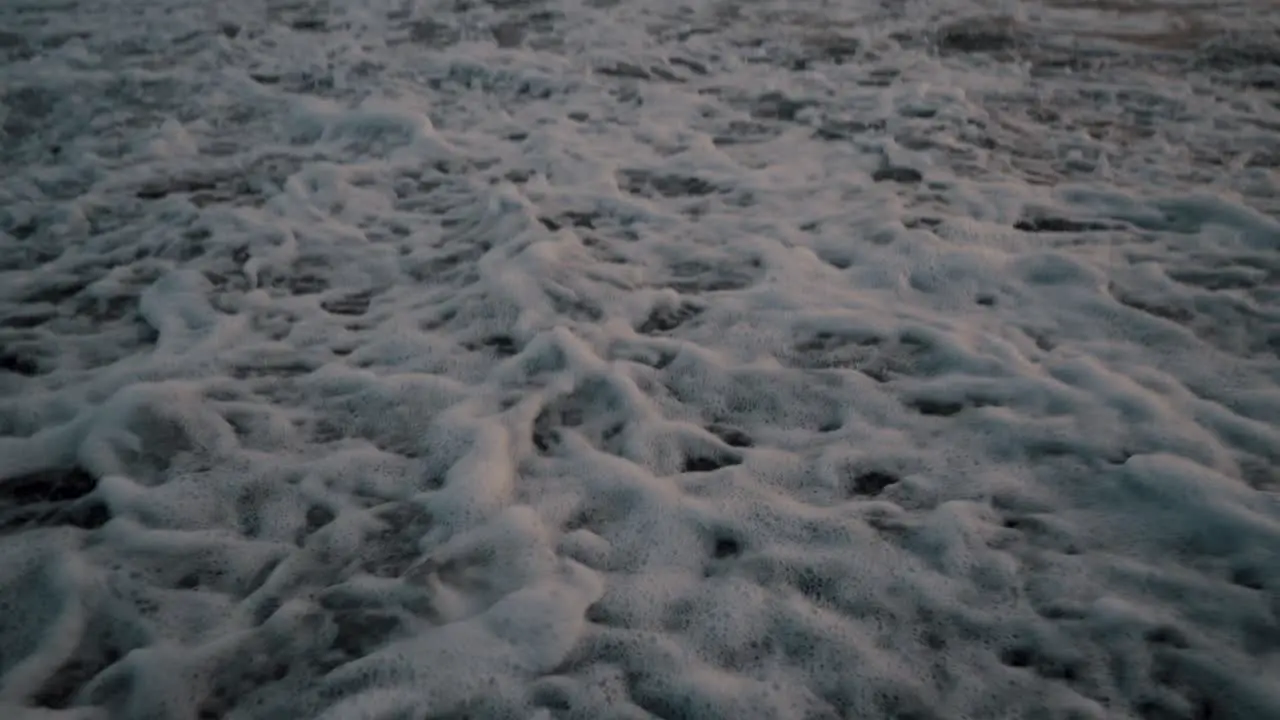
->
left=2, top=0, right=1279, bottom=717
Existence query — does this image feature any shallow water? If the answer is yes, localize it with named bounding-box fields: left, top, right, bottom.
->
left=1, top=0, right=1278, bottom=718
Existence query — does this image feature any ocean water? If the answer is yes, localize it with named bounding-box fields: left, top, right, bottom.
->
left=1, top=0, right=1278, bottom=718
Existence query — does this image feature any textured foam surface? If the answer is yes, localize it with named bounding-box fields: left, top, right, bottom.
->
left=2, top=0, right=1279, bottom=718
